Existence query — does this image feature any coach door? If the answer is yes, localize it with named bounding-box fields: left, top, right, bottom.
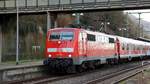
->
left=116, top=38, right=120, bottom=59
left=82, top=32, right=87, bottom=56
left=79, top=32, right=87, bottom=56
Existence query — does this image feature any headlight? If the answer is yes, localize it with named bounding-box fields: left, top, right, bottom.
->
left=48, top=54, right=52, bottom=58
left=58, top=41, right=61, bottom=44
left=68, top=54, right=72, bottom=58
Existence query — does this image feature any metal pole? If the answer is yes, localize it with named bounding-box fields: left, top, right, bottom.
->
left=54, top=14, right=58, bottom=28
left=126, top=12, right=128, bottom=37
left=16, top=0, right=19, bottom=65
left=70, top=0, right=72, bottom=4
left=104, top=22, right=106, bottom=33
left=76, top=13, right=80, bottom=24
left=94, top=0, right=96, bottom=7
left=0, top=25, right=2, bottom=63
left=122, top=28, right=123, bottom=36
left=47, top=11, right=51, bottom=31
left=4, top=0, right=6, bottom=9
left=15, top=0, right=16, bottom=8
left=48, top=0, right=50, bottom=6
left=142, top=24, right=144, bottom=37
left=36, top=0, right=38, bottom=7
left=70, top=0, right=72, bottom=8
left=138, top=13, right=141, bottom=37
left=25, top=0, right=27, bottom=8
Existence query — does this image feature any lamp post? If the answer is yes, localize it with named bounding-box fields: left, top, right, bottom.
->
left=104, top=22, right=110, bottom=32
left=16, top=0, right=19, bottom=65
left=72, top=13, right=84, bottom=25
left=101, top=22, right=110, bottom=33
left=119, top=28, right=127, bottom=37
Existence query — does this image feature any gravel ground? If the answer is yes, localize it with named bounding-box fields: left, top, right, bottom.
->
left=48, top=62, right=142, bottom=84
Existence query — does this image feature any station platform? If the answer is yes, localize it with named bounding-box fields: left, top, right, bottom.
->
left=0, top=60, right=46, bottom=83
left=0, top=60, right=43, bottom=70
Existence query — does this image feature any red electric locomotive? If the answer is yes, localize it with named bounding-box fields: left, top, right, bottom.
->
left=43, top=28, right=150, bottom=72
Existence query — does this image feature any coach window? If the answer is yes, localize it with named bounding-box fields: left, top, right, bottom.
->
left=109, top=38, right=114, bottom=43
left=100, top=36, right=102, bottom=42
left=122, top=44, right=125, bottom=50
left=87, top=34, right=96, bottom=41
left=127, top=44, right=129, bottom=50
left=102, top=36, right=105, bottom=43
left=105, top=37, right=108, bottom=43
left=141, top=46, right=143, bottom=50
left=96, top=35, right=99, bottom=42
left=134, top=45, right=136, bottom=50
left=104, top=36, right=107, bottom=43
left=103, top=36, right=106, bottom=43
left=103, top=36, right=105, bottom=43
left=98, top=35, right=101, bottom=42
left=131, top=44, right=134, bottom=50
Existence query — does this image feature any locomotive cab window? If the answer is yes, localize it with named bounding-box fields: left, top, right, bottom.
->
left=49, top=32, right=60, bottom=40
left=87, top=34, right=96, bottom=41
left=49, top=32, right=74, bottom=40
left=109, top=38, right=114, bottom=43
left=61, top=32, right=74, bottom=40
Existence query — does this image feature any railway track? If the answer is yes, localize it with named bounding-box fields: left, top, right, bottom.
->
left=9, top=67, right=107, bottom=84
left=6, top=61, right=150, bottom=84
left=85, top=61, right=150, bottom=84
left=112, top=61, right=150, bottom=84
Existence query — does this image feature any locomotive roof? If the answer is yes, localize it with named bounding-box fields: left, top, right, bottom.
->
left=84, top=28, right=150, bottom=46
left=48, top=28, right=81, bottom=31
left=49, top=28, right=150, bottom=46
left=85, top=29, right=116, bottom=39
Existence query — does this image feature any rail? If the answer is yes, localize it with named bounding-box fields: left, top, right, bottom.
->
left=84, top=61, right=150, bottom=84
left=112, top=61, right=150, bottom=84
left=10, top=61, right=149, bottom=84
